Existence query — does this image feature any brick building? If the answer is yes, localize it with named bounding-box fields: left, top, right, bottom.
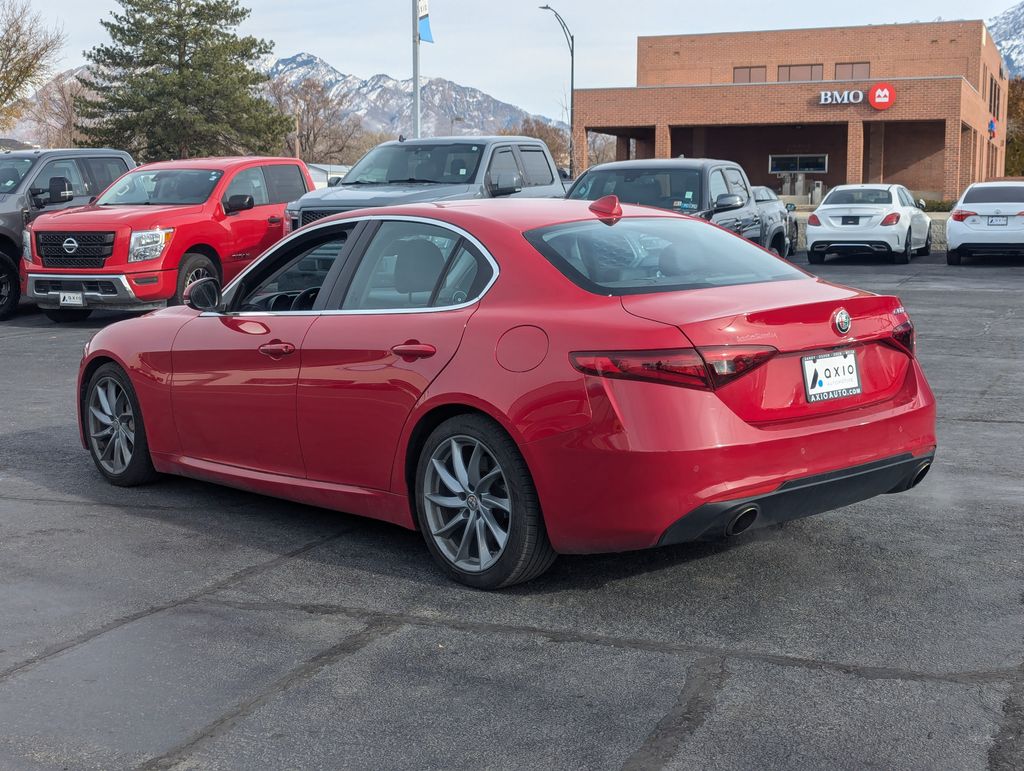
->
left=572, top=21, right=1008, bottom=201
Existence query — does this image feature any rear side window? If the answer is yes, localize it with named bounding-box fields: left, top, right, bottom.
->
left=963, top=185, right=1024, bottom=204
left=524, top=217, right=804, bottom=295
left=83, top=157, right=129, bottom=193
left=822, top=188, right=892, bottom=205
left=518, top=146, right=554, bottom=186
left=263, top=164, right=308, bottom=203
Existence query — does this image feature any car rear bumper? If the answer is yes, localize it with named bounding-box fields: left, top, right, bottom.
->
left=949, top=242, right=1024, bottom=256
left=808, top=239, right=897, bottom=255
left=26, top=271, right=172, bottom=311
left=657, top=451, right=934, bottom=545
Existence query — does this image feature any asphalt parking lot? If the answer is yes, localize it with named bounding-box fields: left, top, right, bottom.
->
left=0, top=250, right=1022, bottom=770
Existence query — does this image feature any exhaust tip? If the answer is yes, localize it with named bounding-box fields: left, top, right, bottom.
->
left=910, top=461, right=931, bottom=488
left=725, top=505, right=760, bottom=537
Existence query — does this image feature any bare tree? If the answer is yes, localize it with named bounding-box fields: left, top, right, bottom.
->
left=0, top=0, right=65, bottom=130
left=268, top=76, right=365, bottom=165
left=587, top=131, right=616, bottom=166
left=27, top=71, right=82, bottom=146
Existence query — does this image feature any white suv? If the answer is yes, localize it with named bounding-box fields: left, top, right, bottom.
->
left=946, top=181, right=1024, bottom=265
left=806, top=184, right=932, bottom=265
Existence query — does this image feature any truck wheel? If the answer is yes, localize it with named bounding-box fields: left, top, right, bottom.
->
left=173, top=253, right=218, bottom=305
left=0, top=252, right=19, bottom=321
left=44, top=309, right=93, bottom=323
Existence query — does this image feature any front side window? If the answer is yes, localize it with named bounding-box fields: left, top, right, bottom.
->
left=0, top=157, right=35, bottom=192
left=343, top=143, right=484, bottom=185
left=341, top=221, right=492, bottom=311
left=525, top=217, right=804, bottom=295
left=724, top=168, right=751, bottom=201
left=32, top=159, right=88, bottom=198
left=224, top=167, right=270, bottom=206
left=568, top=168, right=702, bottom=213
left=263, top=164, right=308, bottom=203
left=235, top=231, right=351, bottom=312
left=518, top=146, right=554, bottom=186
left=707, top=169, right=729, bottom=202
left=487, top=147, right=520, bottom=179
left=822, top=188, right=893, bottom=205
left=83, top=157, right=129, bottom=193
left=96, top=168, right=223, bottom=206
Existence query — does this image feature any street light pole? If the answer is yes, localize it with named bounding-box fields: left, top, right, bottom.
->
left=412, top=0, right=421, bottom=138
left=540, top=4, right=574, bottom=178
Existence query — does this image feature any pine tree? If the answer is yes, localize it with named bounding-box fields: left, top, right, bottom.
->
left=76, top=0, right=290, bottom=160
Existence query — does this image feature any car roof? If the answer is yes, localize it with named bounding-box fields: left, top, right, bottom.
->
left=826, top=184, right=896, bottom=191
left=582, top=158, right=735, bottom=172
left=966, top=179, right=1024, bottom=186
left=133, top=156, right=303, bottom=172
left=379, top=136, right=545, bottom=147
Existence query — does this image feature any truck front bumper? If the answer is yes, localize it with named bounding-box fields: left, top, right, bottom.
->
left=26, top=273, right=167, bottom=312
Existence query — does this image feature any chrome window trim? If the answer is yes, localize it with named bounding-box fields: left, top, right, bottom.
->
left=204, top=214, right=501, bottom=318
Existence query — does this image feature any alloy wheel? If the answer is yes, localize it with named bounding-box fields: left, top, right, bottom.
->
left=423, top=435, right=512, bottom=572
left=184, top=266, right=211, bottom=286
left=0, top=271, right=10, bottom=309
left=87, top=377, right=136, bottom=475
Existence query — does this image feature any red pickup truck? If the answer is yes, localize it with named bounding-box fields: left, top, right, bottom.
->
left=23, top=157, right=312, bottom=322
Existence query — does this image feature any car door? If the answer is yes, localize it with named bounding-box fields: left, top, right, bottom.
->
left=170, top=223, right=359, bottom=477
left=25, top=157, right=93, bottom=222
left=723, top=166, right=763, bottom=244
left=297, top=217, right=496, bottom=490
left=220, top=166, right=281, bottom=268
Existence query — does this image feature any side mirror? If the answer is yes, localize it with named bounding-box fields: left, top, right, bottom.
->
left=785, top=202, right=797, bottom=212
left=713, top=193, right=745, bottom=214
left=183, top=276, right=223, bottom=312
left=488, top=171, right=523, bottom=197
left=327, top=176, right=343, bottom=187
left=917, top=198, right=927, bottom=210
left=224, top=194, right=255, bottom=214
left=47, top=177, right=74, bottom=204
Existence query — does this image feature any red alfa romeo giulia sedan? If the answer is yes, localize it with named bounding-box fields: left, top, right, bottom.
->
left=78, top=197, right=936, bottom=588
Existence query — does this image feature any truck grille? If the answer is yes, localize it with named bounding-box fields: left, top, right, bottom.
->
left=301, top=209, right=341, bottom=226
left=36, top=231, right=115, bottom=269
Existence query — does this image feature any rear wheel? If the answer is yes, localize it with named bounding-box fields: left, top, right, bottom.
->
left=85, top=363, right=158, bottom=486
left=174, top=253, right=217, bottom=305
left=44, top=308, right=93, bottom=323
left=947, top=248, right=963, bottom=266
left=807, top=247, right=825, bottom=265
left=916, top=224, right=932, bottom=256
left=414, top=414, right=556, bottom=589
left=0, top=252, right=19, bottom=321
left=893, top=231, right=912, bottom=264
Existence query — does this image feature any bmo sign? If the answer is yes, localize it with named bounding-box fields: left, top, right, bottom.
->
left=819, top=82, right=895, bottom=111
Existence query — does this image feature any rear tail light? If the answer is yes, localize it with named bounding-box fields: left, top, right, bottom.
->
left=570, top=346, right=777, bottom=391
left=880, top=212, right=901, bottom=226
left=890, top=320, right=916, bottom=356
left=807, top=213, right=821, bottom=226
left=950, top=209, right=977, bottom=222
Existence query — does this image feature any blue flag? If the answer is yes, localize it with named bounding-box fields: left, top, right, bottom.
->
left=418, top=0, right=434, bottom=43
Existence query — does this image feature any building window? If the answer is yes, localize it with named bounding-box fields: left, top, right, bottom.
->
left=778, top=64, right=823, bottom=82
left=733, top=66, right=766, bottom=83
left=835, top=62, right=870, bottom=80
left=989, top=75, right=1002, bottom=119
left=769, top=154, right=828, bottom=174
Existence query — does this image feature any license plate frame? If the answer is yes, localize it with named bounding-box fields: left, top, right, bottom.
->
left=988, top=215, right=1008, bottom=226
left=802, top=349, right=862, bottom=403
left=59, top=291, right=84, bottom=307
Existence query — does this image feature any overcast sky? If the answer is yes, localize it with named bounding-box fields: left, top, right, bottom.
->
left=41, top=0, right=1017, bottom=120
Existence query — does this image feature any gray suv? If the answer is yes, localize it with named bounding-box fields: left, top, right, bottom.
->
left=0, top=148, right=135, bottom=319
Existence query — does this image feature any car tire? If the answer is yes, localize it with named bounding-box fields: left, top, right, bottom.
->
left=0, top=252, right=19, bottom=321
left=807, top=248, right=825, bottom=265
left=84, top=362, right=158, bottom=487
left=43, top=308, right=93, bottom=323
left=917, top=225, right=932, bottom=256
left=893, top=231, right=912, bottom=264
left=173, top=253, right=218, bottom=305
left=414, top=414, right=557, bottom=589
left=947, top=248, right=963, bottom=266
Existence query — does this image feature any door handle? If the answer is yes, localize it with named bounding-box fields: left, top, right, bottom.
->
left=391, top=341, right=437, bottom=360
left=267, top=216, right=283, bottom=224
left=258, top=341, right=296, bottom=358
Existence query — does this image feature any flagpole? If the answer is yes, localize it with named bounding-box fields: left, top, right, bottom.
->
left=412, top=0, right=421, bottom=138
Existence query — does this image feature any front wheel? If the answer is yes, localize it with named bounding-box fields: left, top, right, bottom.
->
left=414, top=415, right=556, bottom=589
left=174, top=253, right=218, bottom=305
left=85, top=363, right=158, bottom=486
left=0, top=253, right=19, bottom=321
left=44, top=308, right=93, bottom=323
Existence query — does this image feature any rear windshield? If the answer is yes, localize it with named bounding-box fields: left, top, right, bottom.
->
left=963, top=185, right=1024, bottom=204
left=96, top=168, right=224, bottom=206
left=822, top=188, right=892, bottom=205
left=567, top=168, right=702, bottom=213
left=524, top=217, right=805, bottom=295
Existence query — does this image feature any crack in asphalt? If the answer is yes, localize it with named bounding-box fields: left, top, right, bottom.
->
left=620, top=655, right=728, bottom=770
left=196, top=597, right=1018, bottom=687
left=0, top=531, right=350, bottom=684
left=136, top=617, right=402, bottom=771
left=988, top=665, right=1024, bottom=771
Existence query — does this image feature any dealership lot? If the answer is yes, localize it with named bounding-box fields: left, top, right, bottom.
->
left=0, top=252, right=1021, bottom=769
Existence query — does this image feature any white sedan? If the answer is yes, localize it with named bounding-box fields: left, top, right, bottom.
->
left=946, top=181, right=1024, bottom=265
left=806, top=184, right=932, bottom=265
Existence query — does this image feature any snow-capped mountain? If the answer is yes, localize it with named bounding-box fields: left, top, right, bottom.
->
left=990, top=2, right=1024, bottom=76
left=265, top=52, right=563, bottom=135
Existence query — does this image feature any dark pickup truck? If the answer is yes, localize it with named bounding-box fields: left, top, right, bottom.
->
left=566, top=158, right=784, bottom=252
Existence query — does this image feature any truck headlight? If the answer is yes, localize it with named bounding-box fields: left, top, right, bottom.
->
left=129, top=228, right=174, bottom=263
left=22, top=229, right=31, bottom=263
left=285, top=209, right=299, bottom=234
